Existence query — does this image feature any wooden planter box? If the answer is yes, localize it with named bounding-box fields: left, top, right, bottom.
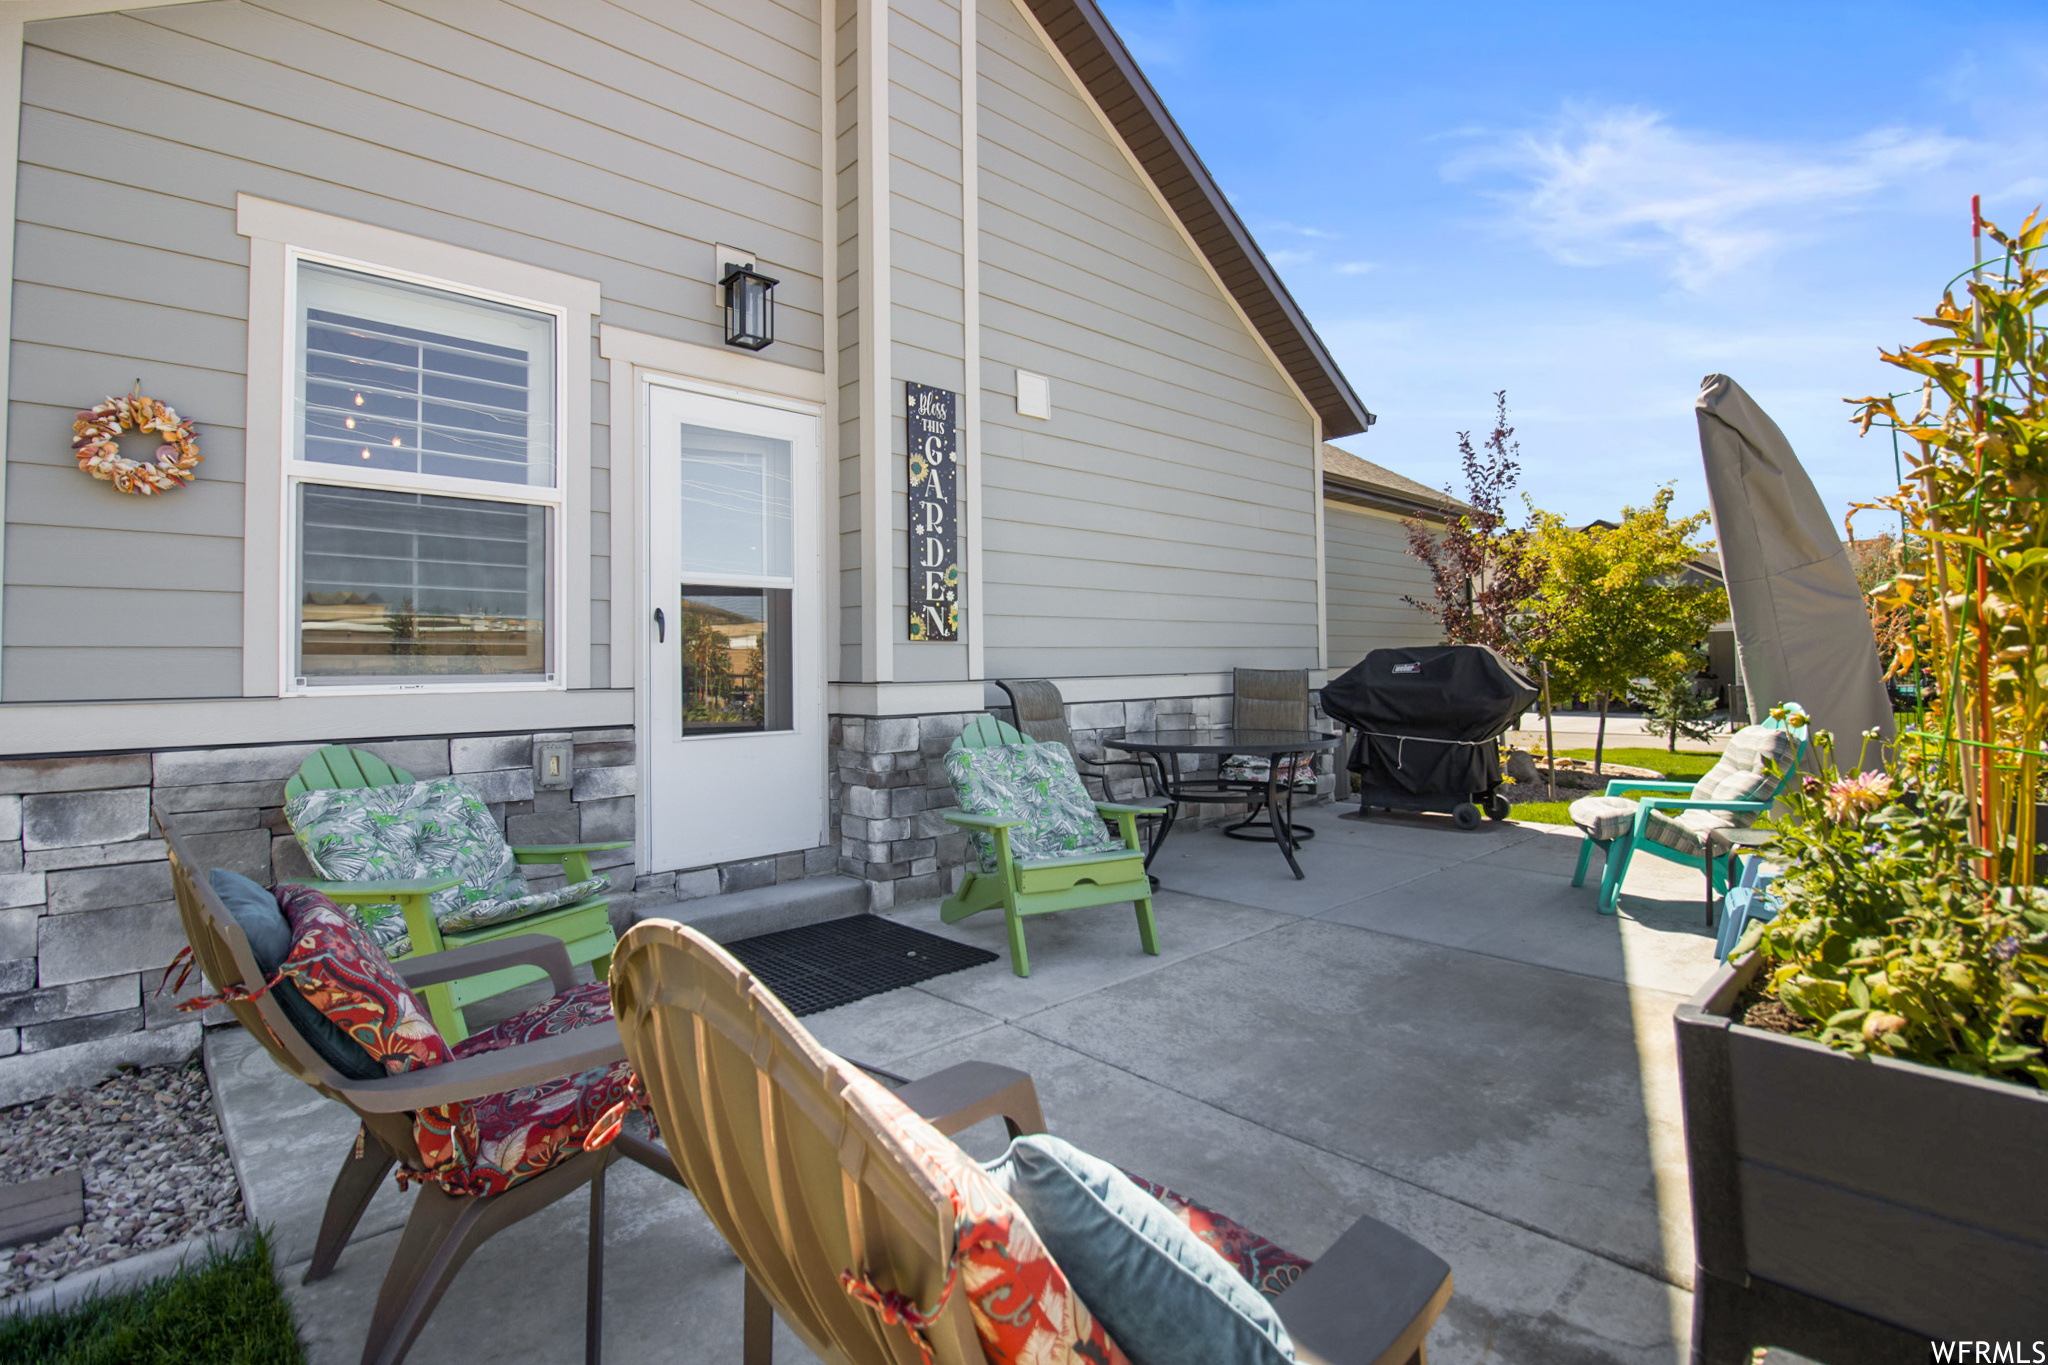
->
left=1675, top=956, right=2048, bottom=1364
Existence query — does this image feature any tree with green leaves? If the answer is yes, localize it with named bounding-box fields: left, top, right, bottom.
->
left=1634, top=644, right=1719, bottom=751
left=1522, top=487, right=1728, bottom=773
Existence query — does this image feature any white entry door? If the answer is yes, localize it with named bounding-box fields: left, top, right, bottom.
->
left=643, top=383, right=825, bottom=872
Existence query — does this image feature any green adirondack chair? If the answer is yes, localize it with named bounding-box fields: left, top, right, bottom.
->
left=1568, top=705, right=1810, bottom=915
left=938, top=717, right=1166, bottom=977
left=283, top=745, right=627, bottom=1040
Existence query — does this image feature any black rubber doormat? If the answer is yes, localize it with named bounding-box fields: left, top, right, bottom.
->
left=720, top=915, right=999, bottom=1016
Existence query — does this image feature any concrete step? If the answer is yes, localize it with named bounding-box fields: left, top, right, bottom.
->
left=625, top=874, right=870, bottom=943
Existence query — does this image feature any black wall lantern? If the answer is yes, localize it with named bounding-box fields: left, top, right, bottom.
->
left=721, top=262, right=778, bottom=351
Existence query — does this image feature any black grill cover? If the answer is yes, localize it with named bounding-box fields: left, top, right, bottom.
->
left=1320, top=646, right=1540, bottom=799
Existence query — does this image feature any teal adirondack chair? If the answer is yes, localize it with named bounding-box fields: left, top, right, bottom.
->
left=283, top=745, right=627, bottom=1040
left=939, top=717, right=1166, bottom=977
left=1568, top=705, right=1809, bottom=915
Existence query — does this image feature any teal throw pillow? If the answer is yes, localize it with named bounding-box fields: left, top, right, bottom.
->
left=981, top=1135, right=1296, bottom=1365
left=207, top=868, right=379, bottom=1081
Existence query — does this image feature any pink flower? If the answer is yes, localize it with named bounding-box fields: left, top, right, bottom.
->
left=1823, top=771, right=1895, bottom=824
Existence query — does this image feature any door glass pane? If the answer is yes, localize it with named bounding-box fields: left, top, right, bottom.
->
left=676, top=424, right=792, bottom=580
left=298, top=484, right=548, bottom=681
left=297, top=261, right=557, bottom=488
left=677, top=587, right=791, bottom=734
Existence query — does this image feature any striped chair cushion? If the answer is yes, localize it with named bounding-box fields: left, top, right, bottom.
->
left=1568, top=795, right=1640, bottom=842
left=1693, top=726, right=1797, bottom=804
left=1641, top=806, right=1741, bottom=859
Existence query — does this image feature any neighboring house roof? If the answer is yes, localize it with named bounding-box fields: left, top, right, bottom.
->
left=1023, top=0, right=1376, bottom=439
left=1320, top=444, right=1471, bottom=521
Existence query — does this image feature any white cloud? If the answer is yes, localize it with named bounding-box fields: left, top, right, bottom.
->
left=1335, top=260, right=1379, bottom=275
left=1265, top=247, right=1315, bottom=267
left=1447, top=105, right=1967, bottom=289
left=1260, top=219, right=1344, bottom=240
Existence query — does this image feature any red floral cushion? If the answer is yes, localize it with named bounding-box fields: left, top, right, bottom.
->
left=838, top=1072, right=1132, bottom=1365
left=1119, top=1172, right=1313, bottom=1299
left=276, top=885, right=451, bottom=1075
left=414, top=981, right=635, bottom=1198
left=276, top=889, right=628, bottom=1199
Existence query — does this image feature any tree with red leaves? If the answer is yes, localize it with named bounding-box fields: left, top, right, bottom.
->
left=1402, top=391, right=1546, bottom=658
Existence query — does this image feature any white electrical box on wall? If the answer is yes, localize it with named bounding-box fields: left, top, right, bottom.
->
left=1015, top=369, right=1052, bottom=420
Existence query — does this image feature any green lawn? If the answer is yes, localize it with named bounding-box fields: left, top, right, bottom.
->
left=1510, top=746, right=1721, bottom=826
left=0, top=1233, right=302, bottom=1365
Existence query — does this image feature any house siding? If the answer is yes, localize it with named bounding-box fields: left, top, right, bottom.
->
left=3, top=0, right=824, bottom=701
left=973, top=0, right=1319, bottom=679
left=1324, top=499, right=1443, bottom=670
left=888, top=0, right=969, bottom=682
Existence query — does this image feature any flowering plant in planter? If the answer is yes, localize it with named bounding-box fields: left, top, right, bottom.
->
left=1739, top=728, right=2048, bottom=1087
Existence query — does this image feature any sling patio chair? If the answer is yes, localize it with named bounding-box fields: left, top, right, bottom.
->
left=284, top=744, right=628, bottom=1040
left=159, top=812, right=677, bottom=1365
left=938, top=716, right=1164, bottom=976
left=605, top=917, right=1454, bottom=1365
left=1567, top=704, right=1810, bottom=915
left=1211, top=668, right=1326, bottom=840
left=992, top=677, right=1158, bottom=800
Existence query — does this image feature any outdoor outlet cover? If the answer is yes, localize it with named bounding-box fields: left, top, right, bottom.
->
left=1016, top=369, right=1052, bottom=420
left=535, top=740, right=574, bottom=791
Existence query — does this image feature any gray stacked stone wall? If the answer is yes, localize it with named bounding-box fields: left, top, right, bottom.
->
left=829, top=690, right=1338, bottom=909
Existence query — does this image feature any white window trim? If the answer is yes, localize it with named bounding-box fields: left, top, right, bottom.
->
left=238, top=195, right=601, bottom=697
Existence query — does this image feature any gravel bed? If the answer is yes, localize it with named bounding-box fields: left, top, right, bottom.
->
left=0, top=1058, right=245, bottom=1299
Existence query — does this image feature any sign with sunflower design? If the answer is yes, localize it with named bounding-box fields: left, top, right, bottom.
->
left=905, top=381, right=961, bottom=641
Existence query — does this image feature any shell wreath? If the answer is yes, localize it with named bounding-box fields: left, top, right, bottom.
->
left=72, top=388, right=202, bottom=495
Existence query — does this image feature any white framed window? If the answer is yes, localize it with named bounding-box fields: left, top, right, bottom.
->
left=238, top=197, right=601, bottom=697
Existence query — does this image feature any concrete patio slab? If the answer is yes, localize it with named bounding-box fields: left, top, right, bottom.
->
left=892, top=887, right=1299, bottom=1018
left=882, top=1025, right=1687, bottom=1365
left=1009, top=917, right=1688, bottom=1287
left=202, top=812, right=1710, bottom=1364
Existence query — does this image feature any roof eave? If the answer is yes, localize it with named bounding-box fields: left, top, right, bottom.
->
left=1022, top=0, right=1375, bottom=439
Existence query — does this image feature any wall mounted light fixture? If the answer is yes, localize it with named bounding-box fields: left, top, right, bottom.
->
left=720, top=261, right=778, bottom=351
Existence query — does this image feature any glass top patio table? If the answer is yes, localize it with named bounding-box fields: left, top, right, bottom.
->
left=1103, top=729, right=1339, bottom=880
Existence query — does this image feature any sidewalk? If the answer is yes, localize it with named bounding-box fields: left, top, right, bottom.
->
left=207, top=814, right=1720, bottom=1364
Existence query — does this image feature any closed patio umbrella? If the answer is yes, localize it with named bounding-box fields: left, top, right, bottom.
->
left=1695, top=374, right=1893, bottom=768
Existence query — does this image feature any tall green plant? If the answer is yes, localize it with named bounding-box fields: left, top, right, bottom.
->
left=1521, top=488, right=1727, bottom=773
left=1743, top=730, right=2048, bottom=1087
left=1851, top=208, right=2048, bottom=886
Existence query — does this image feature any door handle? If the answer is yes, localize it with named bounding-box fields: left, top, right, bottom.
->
left=654, top=607, right=665, bottom=643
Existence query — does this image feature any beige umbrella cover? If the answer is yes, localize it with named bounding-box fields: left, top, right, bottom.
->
left=1695, top=374, right=1893, bottom=766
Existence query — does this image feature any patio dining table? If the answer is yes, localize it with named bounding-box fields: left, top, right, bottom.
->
left=1104, top=728, right=1340, bottom=880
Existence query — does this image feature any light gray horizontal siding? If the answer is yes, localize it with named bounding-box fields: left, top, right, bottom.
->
left=1325, top=501, right=1444, bottom=670
left=975, top=0, right=1314, bottom=679
left=6, top=0, right=824, bottom=702
left=835, top=0, right=862, bottom=680
left=890, top=0, right=967, bottom=682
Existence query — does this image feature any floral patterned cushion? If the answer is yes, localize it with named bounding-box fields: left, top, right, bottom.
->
left=413, top=981, right=636, bottom=1198
left=838, top=1071, right=1133, bottom=1365
left=286, top=778, right=608, bottom=953
left=1218, top=753, right=1320, bottom=792
left=275, top=886, right=627, bottom=1198
left=944, top=741, right=1125, bottom=874
left=276, top=885, right=452, bottom=1075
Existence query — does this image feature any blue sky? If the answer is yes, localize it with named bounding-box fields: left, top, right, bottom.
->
left=1097, top=0, right=2048, bottom=535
